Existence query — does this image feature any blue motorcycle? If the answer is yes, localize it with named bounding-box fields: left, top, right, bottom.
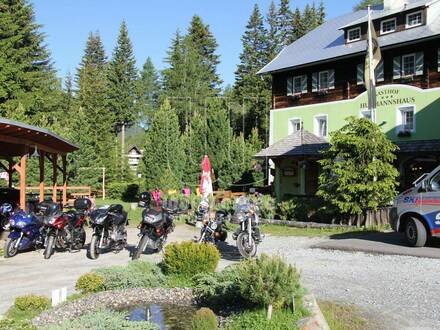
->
left=4, top=211, right=43, bottom=258
left=0, top=203, right=14, bottom=230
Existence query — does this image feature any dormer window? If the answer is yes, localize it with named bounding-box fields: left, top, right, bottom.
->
left=347, top=27, right=361, bottom=42
left=406, top=11, right=422, bottom=28
left=381, top=18, right=396, bottom=35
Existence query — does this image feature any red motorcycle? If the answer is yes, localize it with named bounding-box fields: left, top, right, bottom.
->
left=41, top=198, right=91, bottom=259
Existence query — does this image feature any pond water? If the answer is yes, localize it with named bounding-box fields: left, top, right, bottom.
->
left=125, top=304, right=197, bottom=330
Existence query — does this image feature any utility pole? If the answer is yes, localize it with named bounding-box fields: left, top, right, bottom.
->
left=121, top=122, right=125, bottom=160
left=102, top=167, right=106, bottom=200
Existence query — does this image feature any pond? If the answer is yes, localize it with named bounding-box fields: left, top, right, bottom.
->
left=125, top=303, right=197, bottom=330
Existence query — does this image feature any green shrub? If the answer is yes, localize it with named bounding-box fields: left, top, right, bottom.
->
left=238, top=254, right=303, bottom=318
left=162, top=241, right=220, bottom=277
left=14, top=294, right=51, bottom=312
left=40, top=310, right=158, bottom=330
left=191, top=307, right=217, bottom=330
left=255, top=195, right=276, bottom=219
left=193, top=266, right=242, bottom=306
left=277, top=200, right=297, bottom=220
left=0, top=319, right=36, bottom=330
left=96, top=260, right=166, bottom=290
left=75, top=272, right=104, bottom=294
left=215, top=198, right=235, bottom=214
left=107, top=182, right=139, bottom=201
left=226, top=308, right=304, bottom=330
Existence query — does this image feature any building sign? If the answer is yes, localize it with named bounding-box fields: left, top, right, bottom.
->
left=360, top=88, right=416, bottom=109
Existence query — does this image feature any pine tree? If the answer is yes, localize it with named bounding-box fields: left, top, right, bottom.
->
left=354, top=0, right=382, bottom=11
left=276, top=0, right=293, bottom=49
left=290, top=8, right=304, bottom=43
left=266, top=1, right=279, bottom=60
left=107, top=21, right=138, bottom=126
left=141, top=99, right=186, bottom=190
left=234, top=4, right=271, bottom=142
left=317, top=1, right=326, bottom=25
left=187, top=15, right=222, bottom=91
left=0, top=0, right=60, bottom=121
left=62, top=72, right=74, bottom=115
left=137, top=57, right=161, bottom=127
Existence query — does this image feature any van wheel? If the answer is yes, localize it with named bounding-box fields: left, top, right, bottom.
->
left=405, top=217, right=427, bottom=247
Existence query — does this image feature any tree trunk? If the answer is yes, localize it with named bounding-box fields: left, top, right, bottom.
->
left=267, top=304, right=273, bottom=320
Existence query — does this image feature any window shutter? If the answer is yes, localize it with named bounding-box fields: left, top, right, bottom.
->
left=357, top=64, right=364, bottom=85
left=287, top=77, right=293, bottom=95
left=328, top=70, right=335, bottom=90
left=375, top=60, right=384, bottom=82
left=438, top=49, right=440, bottom=72
left=312, top=72, right=318, bottom=92
left=393, top=56, right=401, bottom=80
left=415, top=52, right=424, bottom=76
left=301, top=75, right=308, bottom=93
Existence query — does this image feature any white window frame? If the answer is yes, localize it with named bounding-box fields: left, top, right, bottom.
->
left=396, top=105, right=416, bottom=133
left=292, top=76, right=303, bottom=94
left=360, top=109, right=372, bottom=120
left=406, top=11, right=423, bottom=29
left=402, top=53, right=416, bottom=77
left=380, top=17, right=397, bottom=35
left=347, top=27, right=361, bottom=43
left=318, top=70, right=329, bottom=91
left=288, top=117, right=302, bottom=135
left=314, top=114, right=328, bottom=138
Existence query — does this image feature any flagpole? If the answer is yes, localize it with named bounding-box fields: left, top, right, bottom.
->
left=367, top=6, right=376, bottom=122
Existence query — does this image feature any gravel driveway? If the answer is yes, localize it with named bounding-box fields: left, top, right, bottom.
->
left=1, top=226, right=439, bottom=330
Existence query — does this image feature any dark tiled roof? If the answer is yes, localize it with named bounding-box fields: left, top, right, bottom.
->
left=255, top=131, right=329, bottom=158
left=258, top=0, right=440, bottom=74
left=395, top=139, right=440, bottom=153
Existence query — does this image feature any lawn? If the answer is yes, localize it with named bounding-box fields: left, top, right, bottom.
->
left=259, top=224, right=386, bottom=238
left=318, top=300, right=368, bottom=330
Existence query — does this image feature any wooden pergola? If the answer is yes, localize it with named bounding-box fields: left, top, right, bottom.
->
left=0, top=118, right=78, bottom=210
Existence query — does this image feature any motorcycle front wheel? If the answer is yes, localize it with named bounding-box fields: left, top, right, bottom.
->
left=237, top=232, right=257, bottom=258
left=4, top=238, right=19, bottom=258
left=87, top=234, right=100, bottom=260
left=44, top=235, right=55, bottom=259
left=132, top=234, right=151, bottom=260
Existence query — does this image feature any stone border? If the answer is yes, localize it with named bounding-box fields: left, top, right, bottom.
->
left=260, top=219, right=356, bottom=229
left=297, top=294, right=330, bottom=330
left=33, top=287, right=195, bottom=326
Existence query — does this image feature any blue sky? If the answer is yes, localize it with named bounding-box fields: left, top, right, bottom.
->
left=33, top=0, right=359, bottom=87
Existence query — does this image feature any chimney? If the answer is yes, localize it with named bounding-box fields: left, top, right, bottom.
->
left=383, top=0, right=408, bottom=10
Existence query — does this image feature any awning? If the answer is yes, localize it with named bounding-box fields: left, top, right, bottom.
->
left=395, top=139, right=440, bottom=154
left=255, top=130, right=329, bottom=158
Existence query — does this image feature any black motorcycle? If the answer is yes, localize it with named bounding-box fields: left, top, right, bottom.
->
left=87, top=204, right=128, bottom=259
left=196, top=198, right=228, bottom=244
left=132, top=193, right=177, bottom=260
left=0, top=203, right=14, bottom=230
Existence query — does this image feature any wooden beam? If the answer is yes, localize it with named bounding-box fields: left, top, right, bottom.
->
left=8, top=161, right=13, bottom=188
left=62, top=155, right=67, bottom=207
left=39, top=150, right=45, bottom=202
left=0, top=133, right=67, bottom=155
left=19, top=154, right=27, bottom=210
left=52, top=154, right=58, bottom=203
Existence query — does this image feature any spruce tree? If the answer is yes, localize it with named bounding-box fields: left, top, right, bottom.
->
left=107, top=21, right=138, bottom=126
left=141, top=99, right=185, bottom=190
left=354, top=0, right=383, bottom=11
left=276, top=0, right=293, bottom=49
left=290, top=8, right=304, bottom=43
left=234, top=4, right=271, bottom=142
left=0, top=0, right=60, bottom=121
left=137, top=57, right=161, bottom=127
left=266, top=1, right=279, bottom=60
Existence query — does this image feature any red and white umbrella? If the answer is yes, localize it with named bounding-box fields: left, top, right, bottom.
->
left=199, top=155, right=213, bottom=198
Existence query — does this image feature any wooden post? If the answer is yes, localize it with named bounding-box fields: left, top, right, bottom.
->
left=39, top=150, right=45, bottom=202
left=52, top=154, right=58, bottom=203
left=102, top=167, right=106, bottom=200
left=62, top=155, right=67, bottom=206
left=8, top=161, right=13, bottom=188
left=19, top=154, right=27, bottom=210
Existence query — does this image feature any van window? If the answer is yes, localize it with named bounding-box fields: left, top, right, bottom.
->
left=430, top=172, right=440, bottom=191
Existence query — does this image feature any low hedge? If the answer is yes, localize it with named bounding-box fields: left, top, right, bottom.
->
left=107, top=182, right=140, bottom=201
left=191, top=307, right=217, bottom=330
left=14, top=294, right=51, bottom=313
left=75, top=272, right=104, bottom=294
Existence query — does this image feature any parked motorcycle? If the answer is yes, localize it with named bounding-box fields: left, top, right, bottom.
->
left=41, top=198, right=91, bottom=259
left=197, top=210, right=228, bottom=244
left=0, top=203, right=14, bottom=230
left=4, top=209, right=43, bottom=258
left=232, top=196, right=263, bottom=258
left=87, top=204, right=128, bottom=259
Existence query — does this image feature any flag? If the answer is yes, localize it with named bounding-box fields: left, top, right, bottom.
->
left=199, top=155, right=213, bottom=198
left=365, top=6, right=382, bottom=117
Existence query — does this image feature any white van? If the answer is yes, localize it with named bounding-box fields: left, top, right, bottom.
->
left=391, top=165, right=440, bottom=247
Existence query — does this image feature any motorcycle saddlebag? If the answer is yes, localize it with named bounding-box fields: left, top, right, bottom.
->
left=36, top=201, right=60, bottom=217
left=74, top=198, right=92, bottom=211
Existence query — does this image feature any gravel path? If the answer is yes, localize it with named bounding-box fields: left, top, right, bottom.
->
left=1, top=226, right=439, bottom=329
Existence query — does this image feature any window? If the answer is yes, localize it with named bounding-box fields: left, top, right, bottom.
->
left=406, top=11, right=422, bottom=28
left=347, top=27, right=361, bottom=42
left=319, top=71, right=329, bottom=90
left=314, top=115, right=328, bottom=138
left=381, top=18, right=396, bottom=34
left=287, top=75, right=307, bottom=95
left=360, top=109, right=372, bottom=120
left=288, top=118, right=302, bottom=134
left=402, top=54, right=416, bottom=76
left=430, top=172, right=440, bottom=192
left=397, top=106, right=415, bottom=132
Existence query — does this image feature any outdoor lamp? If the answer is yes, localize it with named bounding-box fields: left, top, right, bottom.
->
left=30, top=145, right=40, bottom=158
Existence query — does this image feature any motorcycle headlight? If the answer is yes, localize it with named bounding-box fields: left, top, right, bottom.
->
left=210, top=221, right=218, bottom=230
left=237, top=213, right=244, bottom=222
left=93, top=215, right=106, bottom=225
